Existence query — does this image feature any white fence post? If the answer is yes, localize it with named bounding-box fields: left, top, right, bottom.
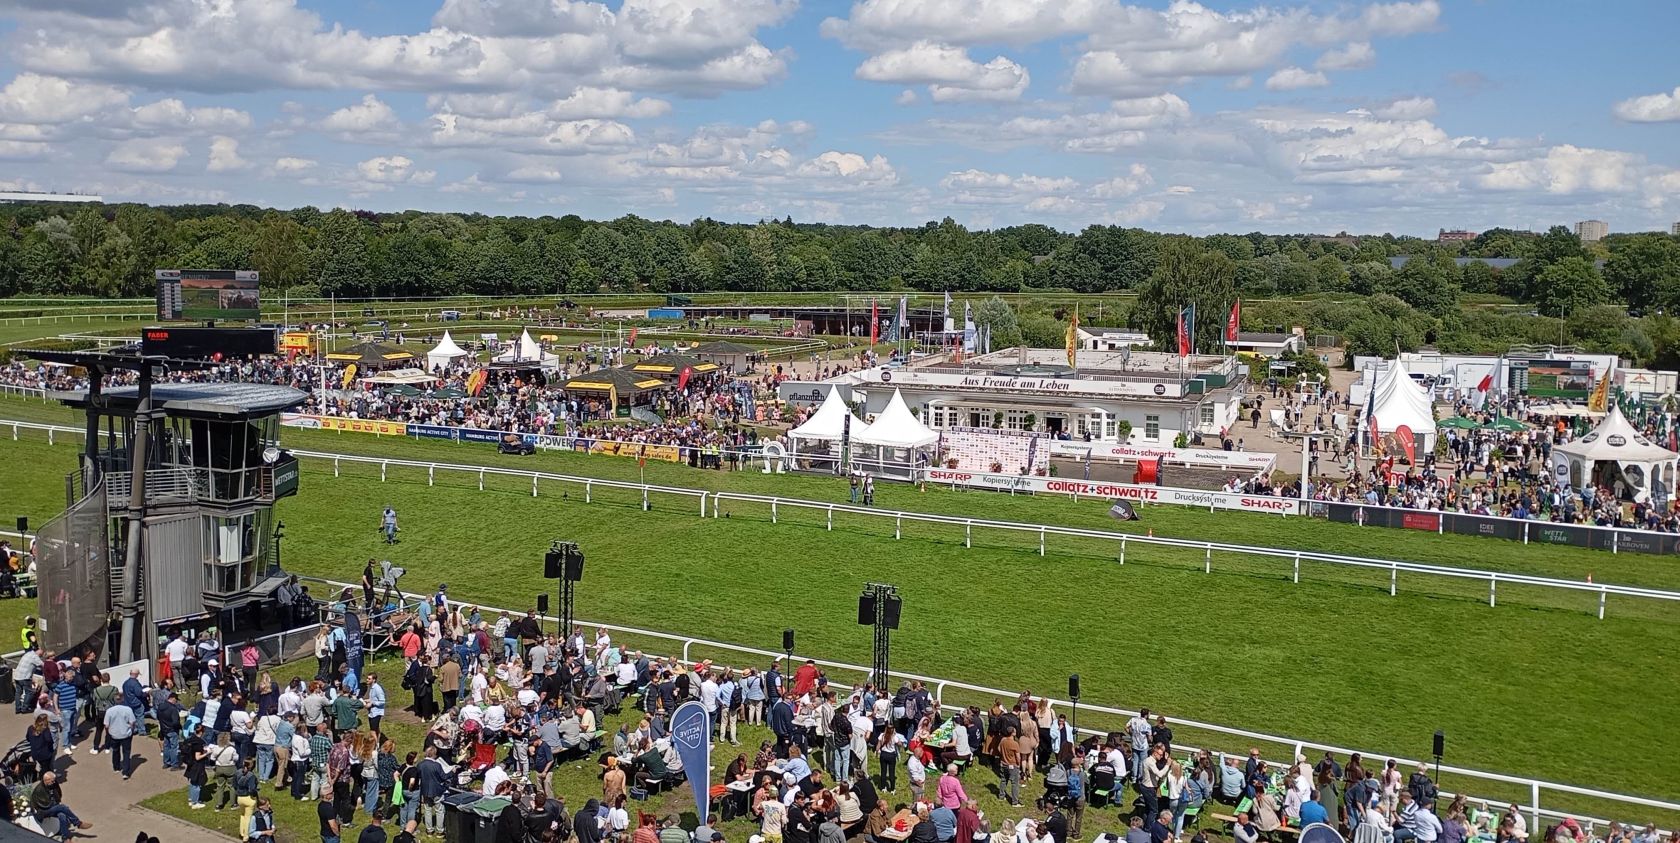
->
left=1390, top=564, right=1397, bottom=596
left=772, top=500, right=778, bottom=523
left=700, top=495, right=707, bottom=518
left=1119, top=537, right=1126, bottom=565
left=1531, top=783, right=1541, bottom=835
left=46, top=429, right=52, bottom=446
left=642, top=485, right=649, bottom=511
left=334, top=457, right=340, bottom=477
left=1599, top=588, right=1607, bottom=620
left=1489, top=576, right=1497, bottom=607
left=586, top=482, right=592, bottom=504
left=532, top=474, right=538, bottom=497
left=827, top=506, right=833, bottom=531
left=965, top=521, right=972, bottom=548
left=478, top=469, right=484, bottom=491
left=1204, top=545, right=1211, bottom=573
left=1039, top=527, right=1046, bottom=556
left=1294, top=552, right=1301, bottom=583
left=428, top=465, right=434, bottom=486
left=895, top=515, right=902, bottom=540
left=380, top=460, right=386, bottom=481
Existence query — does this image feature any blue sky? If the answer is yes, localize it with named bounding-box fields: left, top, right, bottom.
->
left=0, top=0, right=1676, bottom=235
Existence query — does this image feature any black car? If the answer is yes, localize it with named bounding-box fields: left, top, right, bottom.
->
left=498, top=436, right=535, bottom=456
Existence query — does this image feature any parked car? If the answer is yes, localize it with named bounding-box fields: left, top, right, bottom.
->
left=498, top=435, right=535, bottom=456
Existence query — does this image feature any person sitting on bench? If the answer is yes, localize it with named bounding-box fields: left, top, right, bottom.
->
left=1218, top=756, right=1247, bottom=806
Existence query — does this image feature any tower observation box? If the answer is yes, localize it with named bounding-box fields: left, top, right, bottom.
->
left=20, top=328, right=305, bottom=666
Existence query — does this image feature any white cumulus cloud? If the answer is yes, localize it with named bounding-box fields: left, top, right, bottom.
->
left=1266, top=67, right=1330, bottom=91
left=855, top=41, right=1029, bottom=102
left=106, top=138, right=188, bottom=173
left=206, top=136, right=248, bottom=172
left=1613, top=87, right=1680, bottom=123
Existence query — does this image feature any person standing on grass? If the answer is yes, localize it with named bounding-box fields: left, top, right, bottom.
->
left=381, top=508, right=399, bottom=545
left=365, top=674, right=387, bottom=738
left=998, top=726, right=1023, bottom=807
left=319, top=789, right=342, bottom=843
left=1126, top=709, right=1153, bottom=783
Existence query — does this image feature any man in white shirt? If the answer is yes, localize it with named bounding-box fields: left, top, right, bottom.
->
left=700, top=673, right=720, bottom=720
left=481, top=762, right=509, bottom=797
left=277, top=682, right=302, bottom=717
left=459, top=702, right=484, bottom=726
left=1125, top=709, right=1153, bottom=782
left=164, top=635, right=190, bottom=686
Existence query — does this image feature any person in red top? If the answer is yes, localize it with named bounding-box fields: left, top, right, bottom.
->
left=792, top=660, right=820, bottom=698
left=398, top=627, right=422, bottom=661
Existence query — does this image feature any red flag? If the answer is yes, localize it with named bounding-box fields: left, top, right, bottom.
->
left=1476, top=372, right=1493, bottom=392
left=1225, top=299, right=1241, bottom=343
left=1395, top=424, right=1416, bottom=464
left=677, top=365, right=693, bottom=391
left=1176, top=308, right=1189, bottom=357
left=870, top=300, right=879, bottom=344
left=628, top=327, right=639, bottom=347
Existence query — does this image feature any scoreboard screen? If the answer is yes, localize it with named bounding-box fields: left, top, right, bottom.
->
left=156, top=269, right=260, bottom=321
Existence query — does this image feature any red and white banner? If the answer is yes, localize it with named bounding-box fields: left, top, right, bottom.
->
left=921, top=468, right=1298, bottom=515
left=1046, top=440, right=1276, bottom=472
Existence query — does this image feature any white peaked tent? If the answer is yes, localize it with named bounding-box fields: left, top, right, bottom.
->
left=1368, top=359, right=1437, bottom=453
left=425, top=330, right=470, bottom=372
left=492, top=329, right=560, bottom=371
left=854, top=389, right=941, bottom=480
left=855, top=389, right=939, bottom=448
left=1551, top=405, right=1679, bottom=502
left=789, top=386, right=869, bottom=443
left=787, top=386, right=868, bottom=474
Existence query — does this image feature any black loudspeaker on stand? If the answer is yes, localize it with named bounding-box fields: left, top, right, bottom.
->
left=1068, top=674, right=1080, bottom=734
left=858, top=583, right=900, bottom=689
left=543, top=541, right=585, bottom=644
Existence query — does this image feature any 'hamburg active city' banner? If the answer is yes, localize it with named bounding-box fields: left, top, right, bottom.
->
left=669, top=700, right=712, bottom=827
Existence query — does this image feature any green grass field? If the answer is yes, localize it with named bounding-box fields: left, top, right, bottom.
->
left=2, top=426, right=1679, bottom=828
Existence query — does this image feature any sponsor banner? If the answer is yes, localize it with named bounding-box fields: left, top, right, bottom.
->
left=778, top=381, right=854, bottom=406
left=583, top=440, right=683, bottom=463
left=410, top=424, right=461, bottom=441
left=286, top=415, right=409, bottom=436
left=1399, top=511, right=1441, bottom=532
left=1443, top=512, right=1521, bottom=542
left=864, top=366, right=1185, bottom=398
left=669, top=701, right=713, bottom=827
left=921, top=468, right=1297, bottom=514
left=1047, top=440, right=1276, bottom=472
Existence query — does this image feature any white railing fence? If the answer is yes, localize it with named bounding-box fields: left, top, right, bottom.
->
left=286, top=573, right=1680, bottom=838
left=6, top=418, right=1676, bottom=619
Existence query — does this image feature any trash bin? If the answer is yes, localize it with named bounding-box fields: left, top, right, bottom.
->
left=467, top=796, right=512, bottom=843
left=441, top=791, right=481, bottom=843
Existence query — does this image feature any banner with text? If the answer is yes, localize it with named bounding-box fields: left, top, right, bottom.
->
left=669, top=701, right=712, bottom=827
left=1047, top=440, right=1276, bottom=473
left=280, top=414, right=409, bottom=436
left=921, top=468, right=1298, bottom=515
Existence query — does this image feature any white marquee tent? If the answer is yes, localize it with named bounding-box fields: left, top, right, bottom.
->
left=854, top=389, right=941, bottom=479
left=1367, top=359, right=1438, bottom=455
left=492, top=329, right=560, bottom=372
left=1550, top=405, right=1678, bottom=502
left=789, top=386, right=870, bottom=443
left=787, top=386, right=869, bottom=473
left=425, top=331, right=470, bottom=372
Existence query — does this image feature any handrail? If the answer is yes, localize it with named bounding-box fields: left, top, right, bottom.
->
left=6, top=418, right=1675, bottom=616
left=282, top=572, right=1680, bottom=836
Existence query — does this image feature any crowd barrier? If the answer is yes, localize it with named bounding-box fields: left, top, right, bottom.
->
left=922, top=468, right=1301, bottom=515
left=270, top=572, right=1680, bottom=839
left=1310, top=500, right=1680, bottom=555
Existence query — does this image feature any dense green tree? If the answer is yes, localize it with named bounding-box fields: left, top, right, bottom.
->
left=251, top=213, right=309, bottom=295
left=1133, top=238, right=1236, bottom=350
left=1532, top=255, right=1610, bottom=318
left=1603, top=233, right=1680, bottom=312
left=315, top=210, right=370, bottom=297
left=973, top=296, right=1021, bottom=348
left=1381, top=256, right=1460, bottom=316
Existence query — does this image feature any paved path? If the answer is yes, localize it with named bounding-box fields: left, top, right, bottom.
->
left=0, top=703, right=230, bottom=842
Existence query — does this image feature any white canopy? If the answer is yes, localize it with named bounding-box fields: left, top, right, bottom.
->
left=1551, top=406, right=1679, bottom=501
left=426, top=330, right=469, bottom=371
left=854, top=389, right=940, bottom=448
left=1554, top=406, right=1677, bottom=463
left=493, top=329, right=560, bottom=371
left=788, top=386, right=869, bottom=442
left=1369, top=359, right=1437, bottom=441
left=361, top=368, right=436, bottom=385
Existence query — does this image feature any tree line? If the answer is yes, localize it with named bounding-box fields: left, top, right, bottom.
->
left=3, top=203, right=1680, bottom=366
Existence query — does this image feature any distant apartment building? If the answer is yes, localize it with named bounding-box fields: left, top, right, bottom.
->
left=1437, top=228, right=1478, bottom=242
left=1575, top=219, right=1609, bottom=242
left=1672, top=222, right=1680, bottom=236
